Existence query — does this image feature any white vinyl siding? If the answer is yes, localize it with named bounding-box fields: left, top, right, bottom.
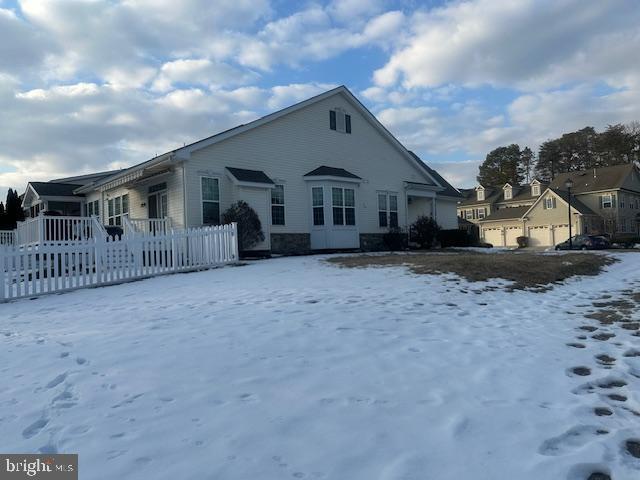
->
left=183, top=92, right=441, bottom=233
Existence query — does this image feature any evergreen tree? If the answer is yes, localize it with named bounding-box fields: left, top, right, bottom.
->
left=519, top=146, right=535, bottom=183
left=477, top=144, right=523, bottom=186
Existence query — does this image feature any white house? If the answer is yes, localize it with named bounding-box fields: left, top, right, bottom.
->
left=20, top=86, right=461, bottom=254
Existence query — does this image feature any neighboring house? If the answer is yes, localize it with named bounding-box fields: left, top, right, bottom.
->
left=19, top=86, right=461, bottom=254
left=458, top=164, right=640, bottom=247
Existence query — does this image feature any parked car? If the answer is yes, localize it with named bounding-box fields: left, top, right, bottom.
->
left=555, top=234, right=610, bottom=250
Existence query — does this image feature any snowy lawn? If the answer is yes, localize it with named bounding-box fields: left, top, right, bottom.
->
left=1, top=252, right=640, bottom=480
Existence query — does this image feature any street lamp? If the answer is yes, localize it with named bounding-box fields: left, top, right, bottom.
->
left=565, top=178, right=574, bottom=249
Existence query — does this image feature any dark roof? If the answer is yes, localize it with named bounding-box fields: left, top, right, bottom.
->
left=304, top=166, right=361, bottom=179
left=226, top=167, right=274, bottom=184
left=550, top=188, right=597, bottom=215
left=480, top=206, right=530, bottom=221
left=549, top=164, right=638, bottom=193
left=50, top=169, right=124, bottom=185
left=459, top=183, right=548, bottom=206
left=29, top=182, right=84, bottom=197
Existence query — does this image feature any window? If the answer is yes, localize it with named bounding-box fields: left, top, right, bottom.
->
left=600, top=194, right=613, bottom=209
left=532, top=185, right=540, bottom=196
left=332, top=187, right=355, bottom=226
left=477, top=208, right=485, bottom=219
left=620, top=194, right=625, bottom=209
left=465, top=209, right=473, bottom=220
left=107, top=194, right=129, bottom=225
left=312, top=187, right=324, bottom=226
left=85, top=200, right=100, bottom=217
left=543, top=197, right=556, bottom=209
left=477, top=189, right=485, bottom=201
left=201, top=177, right=220, bottom=225
left=621, top=218, right=627, bottom=232
left=378, top=192, right=398, bottom=228
left=329, top=109, right=351, bottom=134
left=504, top=187, right=512, bottom=200
left=271, top=185, right=285, bottom=225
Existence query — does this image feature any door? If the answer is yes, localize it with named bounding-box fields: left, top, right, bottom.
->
left=505, top=227, right=521, bottom=246
left=552, top=225, right=570, bottom=245
left=528, top=225, right=551, bottom=247
left=483, top=227, right=503, bottom=247
left=148, top=192, right=168, bottom=219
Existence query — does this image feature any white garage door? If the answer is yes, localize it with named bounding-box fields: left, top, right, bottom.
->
left=505, top=227, right=521, bottom=246
left=528, top=226, right=551, bottom=247
left=552, top=225, right=570, bottom=244
left=483, top=227, right=503, bottom=247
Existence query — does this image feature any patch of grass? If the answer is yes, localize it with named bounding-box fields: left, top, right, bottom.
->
left=326, top=251, right=615, bottom=291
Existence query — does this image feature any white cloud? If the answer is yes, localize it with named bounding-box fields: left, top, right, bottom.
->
left=374, top=0, right=640, bottom=90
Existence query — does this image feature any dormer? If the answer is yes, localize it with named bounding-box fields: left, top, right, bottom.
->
left=503, top=183, right=513, bottom=200
left=530, top=179, right=541, bottom=197
left=476, top=185, right=485, bottom=201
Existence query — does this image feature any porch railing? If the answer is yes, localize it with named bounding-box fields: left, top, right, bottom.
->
left=123, top=215, right=171, bottom=236
left=0, top=230, right=16, bottom=246
left=15, top=215, right=106, bottom=246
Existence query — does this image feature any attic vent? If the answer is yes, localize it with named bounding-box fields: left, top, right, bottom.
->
left=330, top=109, right=352, bottom=134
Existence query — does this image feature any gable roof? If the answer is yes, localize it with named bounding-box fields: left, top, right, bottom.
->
left=51, top=169, right=124, bottom=186
left=548, top=188, right=596, bottom=215
left=304, top=166, right=361, bottom=179
left=549, top=163, right=638, bottom=193
left=28, top=182, right=84, bottom=197
left=86, top=86, right=444, bottom=193
left=226, top=167, right=274, bottom=185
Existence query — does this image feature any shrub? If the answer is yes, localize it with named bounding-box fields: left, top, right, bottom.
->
left=437, top=229, right=471, bottom=247
left=222, top=201, right=265, bottom=252
left=383, top=227, right=408, bottom=251
left=516, top=236, right=528, bottom=248
left=410, top=216, right=440, bottom=249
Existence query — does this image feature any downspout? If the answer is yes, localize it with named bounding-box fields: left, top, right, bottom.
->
left=182, top=161, right=188, bottom=229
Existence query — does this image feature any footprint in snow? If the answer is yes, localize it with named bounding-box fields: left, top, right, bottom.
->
left=625, top=439, right=640, bottom=459
left=538, top=425, right=607, bottom=456
left=22, top=418, right=49, bottom=439
left=568, top=366, right=591, bottom=377
left=45, top=373, right=67, bottom=389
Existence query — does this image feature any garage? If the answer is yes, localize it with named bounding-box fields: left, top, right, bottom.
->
left=505, top=226, right=522, bottom=246
left=483, top=227, right=503, bottom=247
left=552, top=224, right=570, bottom=244
left=528, top=225, right=551, bottom=247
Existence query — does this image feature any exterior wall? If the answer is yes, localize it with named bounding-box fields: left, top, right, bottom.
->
left=183, top=92, right=439, bottom=240
left=408, top=197, right=433, bottom=225
left=100, top=169, right=185, bottom=229
left=436, top=199, right=458, bottom=229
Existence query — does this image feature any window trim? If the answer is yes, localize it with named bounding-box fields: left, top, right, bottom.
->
left=271, top=184, right=285, bottom=226
left=601, top=194, right=613, bottom=209
left=200, top=176, right=221, bottom=226
left=332, top=186, right=356, bottom=226
left=311, top=186, right=324, bottom=227
left=531, top=185, right=540, bottom=196
left=378, top=191, right=399, bottom=228
left=329, top=108, right=352, bottom=134
left=107, top=193, right=129, bottom=226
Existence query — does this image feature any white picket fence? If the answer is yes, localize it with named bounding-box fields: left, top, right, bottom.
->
left=0, top=230, right=15, bottom=245
left=0, top=223, right=238, bottom=301
left=16, top=215, right=105, bottom=246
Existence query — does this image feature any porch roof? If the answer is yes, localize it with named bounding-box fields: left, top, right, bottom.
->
left=226, top=167, right=274, bottom=185
left=304, top=166, right=361, bottom=179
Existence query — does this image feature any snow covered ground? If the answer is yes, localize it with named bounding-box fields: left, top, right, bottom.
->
left=1, top=253, right=639, bottom=480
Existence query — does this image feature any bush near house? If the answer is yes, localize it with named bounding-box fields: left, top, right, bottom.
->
left=410, top=216, right=440, bottom=249
left=437, top=229, right=471, bottom=247
left=516, top=236, right=528, bottom=248
left=222, top=201, right=265, bottom=253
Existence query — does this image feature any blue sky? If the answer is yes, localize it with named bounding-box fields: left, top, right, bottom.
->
left=1, top=0, right=640, bottom=200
